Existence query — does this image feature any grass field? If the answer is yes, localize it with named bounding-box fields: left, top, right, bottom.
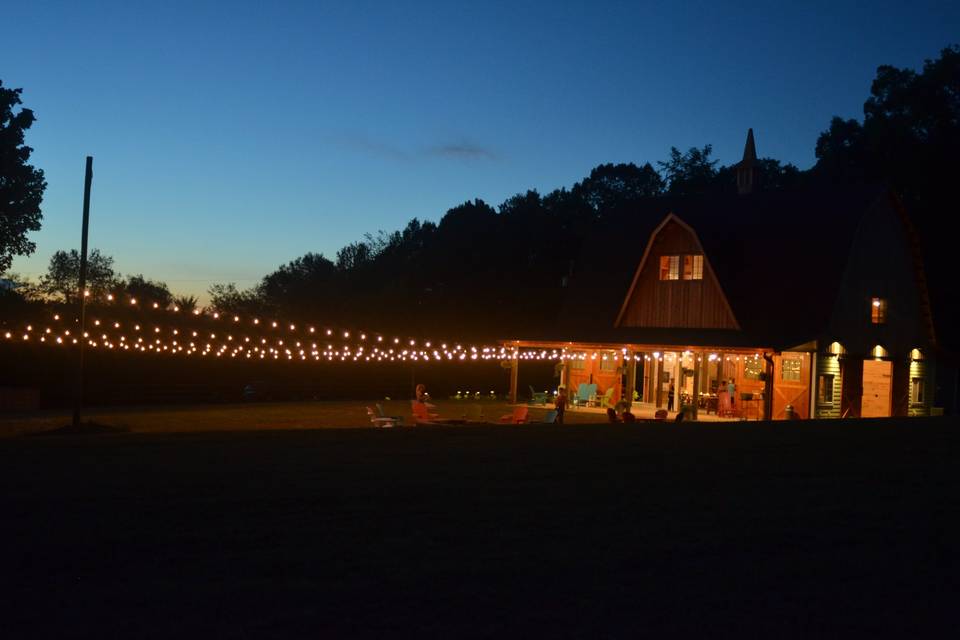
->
left=0, top=399, right=609, bottom=438
left=1, top=413, right=957, bottom=637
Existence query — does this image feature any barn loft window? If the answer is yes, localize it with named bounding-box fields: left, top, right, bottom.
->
left=871, top=298, right=887, bottom=324
left=682, top=254, right=704, bottom=280
left=660, top=254, right=703, bottom=281
left=659, top=255, right=680, bottom=280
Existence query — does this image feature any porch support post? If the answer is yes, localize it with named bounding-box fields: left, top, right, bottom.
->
left=809, top=352, right=818, bottom=419
left=509, top=349, right=519, bottom=404
left=626, top=353, right=637, bottom=409
left=654, top=355, right=663, bottom=408
left=692, top=351, right=701, bottom=420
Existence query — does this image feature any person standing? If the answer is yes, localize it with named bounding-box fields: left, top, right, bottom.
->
left=554, top=387, right=567, bottom=424
left=667, top=382, right=675, bottom=412
left=727, top=378, right=736, bottom=408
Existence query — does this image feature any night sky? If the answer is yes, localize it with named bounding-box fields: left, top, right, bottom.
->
left=6, top=0, right=958, bottom=299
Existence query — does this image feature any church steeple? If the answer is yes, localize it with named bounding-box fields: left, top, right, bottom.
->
left=736, top=128, right=759, bottom=195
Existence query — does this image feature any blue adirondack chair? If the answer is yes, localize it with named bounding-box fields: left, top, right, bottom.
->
left=575, top=383, right=596, bottom=407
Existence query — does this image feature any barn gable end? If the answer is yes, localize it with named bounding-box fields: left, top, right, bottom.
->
left=615, top=214, right=739, bottom=330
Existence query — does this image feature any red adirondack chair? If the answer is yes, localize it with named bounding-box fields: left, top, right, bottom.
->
left=411, top=400, right=440, bottom=424
left=499, top=406, right=529, bottom=424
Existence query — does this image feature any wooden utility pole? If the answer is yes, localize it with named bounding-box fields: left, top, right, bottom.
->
left=72, top=156, right=93, bottom=428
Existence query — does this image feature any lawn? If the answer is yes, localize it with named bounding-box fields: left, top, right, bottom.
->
left=0, top=416, right=956, bottom=637
left=0, top=399, right=604, bottom=438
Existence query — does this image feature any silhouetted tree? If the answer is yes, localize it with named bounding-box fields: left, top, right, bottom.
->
left=812, top=45, right=959, bottom=197
left=0, top=81, right=46, bottom=274
left=658, top=145, right=719, bottom=195
left=812, top=117, right=869, bottom=183
left=172, top=294, right=199, bottom=313
left=207, top=282, right=268, bottom=316
left=118, top=274, right=173, bottom=308
left=572, top=162, right=664, bottom=212
left=260, top=252, right=337, bottom=317
left=39, top=249, right=116, bottom=303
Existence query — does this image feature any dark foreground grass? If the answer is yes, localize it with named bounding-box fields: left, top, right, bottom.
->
left=1, top=418, right=957, bottom=638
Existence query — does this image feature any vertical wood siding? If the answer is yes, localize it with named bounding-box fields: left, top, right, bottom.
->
left=619, top=220, right=738, bottom=329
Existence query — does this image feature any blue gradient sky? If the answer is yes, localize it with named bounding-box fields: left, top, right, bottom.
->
left=6, top=0, right=958, bottom=299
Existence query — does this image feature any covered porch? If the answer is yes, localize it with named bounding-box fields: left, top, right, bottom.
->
left=503, top=339, right=778, bottom=421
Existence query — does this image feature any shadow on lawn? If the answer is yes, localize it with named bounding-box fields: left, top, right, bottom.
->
left=28, top=420, right=130, bottom=436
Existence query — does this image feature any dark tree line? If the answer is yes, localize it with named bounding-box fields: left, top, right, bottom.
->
left=3, top=46, right=957, bottom=345
left=203, top=143, right=815, bottom=337
left=199, top=46, right=959, bottom=339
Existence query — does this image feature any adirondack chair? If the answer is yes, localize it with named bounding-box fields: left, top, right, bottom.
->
left=529, top=385, right=549, bottom=405
left=366, top=406, right=398, bottom=428
left=376, top=403, right=404, bottom=426
left=499, top=406, right=529, bottom=424
left=411, top=400, right=440, bottom=424
left=597, top=387, right=615, bottom=409
left=574, top=383, right=596, bottom=407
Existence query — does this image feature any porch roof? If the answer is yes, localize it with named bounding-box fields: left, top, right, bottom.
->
left=501, top=327, right=772, bottom=352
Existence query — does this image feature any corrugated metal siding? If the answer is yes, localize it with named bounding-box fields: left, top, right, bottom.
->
left=815, top=355, right=843, bottom=419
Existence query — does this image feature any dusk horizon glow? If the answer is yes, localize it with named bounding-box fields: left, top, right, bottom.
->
left=6, top=0, right=958, bottom=300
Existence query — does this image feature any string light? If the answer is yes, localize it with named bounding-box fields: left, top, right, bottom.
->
left=2, top=300, right=770, bottom=369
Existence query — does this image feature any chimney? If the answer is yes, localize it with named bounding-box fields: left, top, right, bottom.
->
left=735, top=128, right=759, bottom=195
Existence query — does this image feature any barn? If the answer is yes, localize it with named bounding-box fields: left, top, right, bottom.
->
left=503, top=131, right=938, bottom=420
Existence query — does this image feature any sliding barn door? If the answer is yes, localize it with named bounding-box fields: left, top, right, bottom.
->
left=861, top=360, right=893, bottom=418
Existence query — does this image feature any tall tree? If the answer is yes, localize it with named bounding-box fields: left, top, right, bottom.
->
left=38, top=249, right=116, bottom=303
left=207, top=282, right=268, bottom=316
left=657, top=145, right=719, bottom=196
left=0, top=81, right=46, bottom=274
left=119, top=274, right=173, bottom=308
left=172, top=294, right=199, bottom=313
left=572, top=162, right=665, bottom=212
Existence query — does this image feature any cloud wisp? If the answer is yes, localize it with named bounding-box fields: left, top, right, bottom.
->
left=330, top=133, right=499, bottom=163
left=424, top=142, right=498, bottom=161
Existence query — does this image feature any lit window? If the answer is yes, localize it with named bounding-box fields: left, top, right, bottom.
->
left=782, top=358, right=801, bottom=381
left=599, top=356, right=618, bottom=371
left=659, top=255, right=680, bottom=280
left=910, top=378, right=925, bottom=405
left=744, top=358, right=763, bottom=379
left=682, top=254, right=704, bottom=280
left=871, top=298, right=887, bottom=324
left=818, top=374, right=834, bottom=404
